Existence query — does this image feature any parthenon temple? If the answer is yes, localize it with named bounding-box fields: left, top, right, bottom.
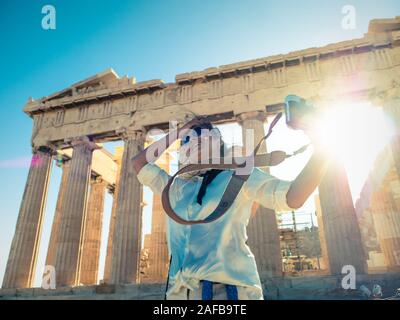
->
left=1, top=17, right=400, bottom=298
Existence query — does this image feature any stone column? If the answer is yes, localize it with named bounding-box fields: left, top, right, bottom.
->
left=382, top=94, right=400, bottom=177
left=314, top=194, right=330, bottom=272
left=237, top=111, right=283, bottom=276
left=141, top=152, right=170, bottom=283
left=103, top=147, right=123, bottom=283
left=54, top=137, right=99, bottom=287
left=318, top=162, right=366, bottom=274
left=2, top=146, right=53, bottom=289
left=375, top=92, right=400, bottom=270
left=110, top=129, right=144, bottom=284
left=45, top=159, right=70, bottom=268
left=370, top=185, right=400, bottom=270
left=79, top=176, right=107, bottom=285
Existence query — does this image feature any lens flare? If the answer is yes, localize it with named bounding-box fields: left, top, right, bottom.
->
left=311, top=101, right=396, bottom=200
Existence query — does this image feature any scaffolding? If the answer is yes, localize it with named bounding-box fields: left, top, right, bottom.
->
left=279, top=211, right=322, bottom=272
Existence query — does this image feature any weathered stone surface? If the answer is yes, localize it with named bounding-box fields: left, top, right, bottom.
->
left=103, top=146, right=123, bottom=283
left=318, top=162, right=367, bottom=275
left=15, top=288, right=35, bottom=298
left=33, top=287, right=62, bottom=297
left=110, top=130, right=144, bottom=284
left=79, top=177, right=107, bottom=285
left=54, top=137, right=99, bottom=286
left=140, top=151, right=171, bottom=283
left=237, top=111, right=283, bottom=276
left=45, top=160, right=70, bottom=268
left=0, top=289, right=17, bottom=298
left=95, top=284, right=116, bottom=294
left=72, top=285, right=96, bottom=296
left=22, top=18, right=400, bottom=149
left=2, top=147, right=53, bottom=289
left=1, top=274, right=399, bottom=300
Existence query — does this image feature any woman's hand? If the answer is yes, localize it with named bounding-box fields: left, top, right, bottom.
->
left=133, top=115, right=210, bottom=175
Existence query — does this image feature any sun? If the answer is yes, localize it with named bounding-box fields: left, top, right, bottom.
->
left=311, top=101, right=396, bottom=200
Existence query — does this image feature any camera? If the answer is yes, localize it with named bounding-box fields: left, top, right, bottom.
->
left=284, top=95, right=315, bottom=130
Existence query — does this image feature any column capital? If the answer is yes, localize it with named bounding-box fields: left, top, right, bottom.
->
left=116, top=127, right=145, bottom=142
left=31, top=144, right=57, bottom=156
left=236, top=110, right=267, bottom=124
left=65, top=136, right=101, bottom=151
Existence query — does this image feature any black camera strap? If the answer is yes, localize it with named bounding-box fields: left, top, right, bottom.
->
left=161, top=112, right=309, bottom=225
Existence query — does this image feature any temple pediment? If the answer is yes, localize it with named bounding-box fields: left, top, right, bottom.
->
left=36, top=68, right=136, bottom=104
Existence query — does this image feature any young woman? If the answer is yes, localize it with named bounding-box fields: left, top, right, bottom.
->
left=132, top=116, right=331, bottom=300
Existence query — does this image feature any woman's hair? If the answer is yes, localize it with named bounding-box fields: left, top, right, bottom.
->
left=180, top=119, right=227, bottom=204
left=188, top=121, right=226, bottom=158
left=188, top=120, right=213, bottom=133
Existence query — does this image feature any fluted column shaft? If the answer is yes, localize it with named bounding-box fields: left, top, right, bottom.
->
left=110, top=130, right=144, bottom=284
left=45, top=159, right=71, bottom=268
left=2, top=147, right=53, bottom=288
left=103, top=190, right=118, bottom=283
left=54, top=137, right=98, bottom=287
left=79, top=177, right=106, bottom=285
left=141, top=152, right=170, bottom=283
left=383, top=96, right=400, bottom=177
left=103, top=148, right=123, bottom=283
left=371, top=187, right=400, bottom=269
left=318, top=162, right=366, bottom=274
left=379, top=95, right=400, bottom=269
left=314, top=194, right=331, bottom=271
left=237, top=111, right=283, bottom=276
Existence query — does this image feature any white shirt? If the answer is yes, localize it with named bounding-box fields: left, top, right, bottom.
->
left=137, top=162, right=293, bottom=299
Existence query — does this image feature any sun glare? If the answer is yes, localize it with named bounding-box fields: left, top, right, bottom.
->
left=312, top=101, right=396, bottom=201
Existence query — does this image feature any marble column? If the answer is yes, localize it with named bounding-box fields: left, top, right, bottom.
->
left=383, top=95, right=400, bottom=178
left=318, top=162, right=366, bottom=274
left=110, top=129, right=144, bottom=284
left=79, top=176, right=107, bottom=285
left=45, top=159, right=71, bottom=268
left=237, top=111, right=283, bottom=276
left=103, top=147, right=123, bottom=283
left=378, top=93, right=400, bottom=269
left=2, top=146, right=53, bottom=289
left=141, top=152, right=170, bottom=283
left=54, top=137, right=99, bottom=287
left=371, top=185, right=400, bottom=270
left=314, top=194, right=331, bottom=272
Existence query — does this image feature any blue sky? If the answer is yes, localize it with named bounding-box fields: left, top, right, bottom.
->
left=0, top=0, right=399, bottom=286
